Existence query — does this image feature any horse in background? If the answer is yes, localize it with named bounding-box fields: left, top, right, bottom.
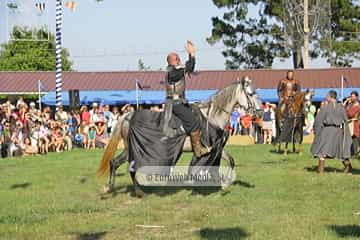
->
left=275, top=90, right=314, bottom=155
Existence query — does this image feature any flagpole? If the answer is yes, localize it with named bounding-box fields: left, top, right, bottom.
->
left=136, top=80, right=139, bottom=110
left=38, top=80, right=42, bottom=112
left=341, top=75, right=344, bottom=102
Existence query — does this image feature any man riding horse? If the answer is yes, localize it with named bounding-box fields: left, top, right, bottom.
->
left=165, top=40, right=211, bottom=158
left=277, top=70, right=301, bottom=115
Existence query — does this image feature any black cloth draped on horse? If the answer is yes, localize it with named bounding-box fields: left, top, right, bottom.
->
left=127, top=107, right=228, bottom=175
left=277, top=112, right=304, bottom=143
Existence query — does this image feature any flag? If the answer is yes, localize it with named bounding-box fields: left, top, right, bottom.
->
left=136, top=80, right=143, bottom=90
left=65, top=1, right=76, bottom=12
left=342, top=75, right=349, bottom=85
left=38, top=80, right=45, bottom=92
left=35, top=2, right=46, bottom=12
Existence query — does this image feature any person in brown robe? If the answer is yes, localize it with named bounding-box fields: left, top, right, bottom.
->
left=310, top=90, right=353, bottom=174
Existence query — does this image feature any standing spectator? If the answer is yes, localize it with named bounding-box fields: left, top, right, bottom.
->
left=80, top=106, right=90, bottom=125
left=90, top=103, right=100, bottom=124
left=262, top=103, right=273, bottom=144
left=67, top=111, right=78, bottom=139
left=103, top=105, right=112, bottom=134
left=230, top=106, right=241, bottom=136
left=121, top=104, right=134, bottom=114
left=241, top=113, right=252, bottom=136
left=87, top=125, right=96, bottom=149
left=110, top=106, right=120, bottom=135
left=16, top=97, right=26, bottom=109
left=304, top=104, right=316, bottom=135
left=344, top=91, right=360, bottom=158
left=78, top=121, right=89, bottom=148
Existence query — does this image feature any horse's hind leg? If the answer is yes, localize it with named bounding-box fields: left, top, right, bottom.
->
left=298, top=143, right=303, bottom=156
left=292, top=141, right=296, bottom=153
left=284, top=143, right=288, bottom=156
left=105, top=150, right=128, bottom=193
left=222, top=149, right=235, bottom=169
left=221, top=150, right=235, bottom=188
left=130, top=171, right=146, bottom=198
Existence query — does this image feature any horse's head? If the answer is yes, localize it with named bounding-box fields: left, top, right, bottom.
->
left=237, top=76, right=263, bottom=118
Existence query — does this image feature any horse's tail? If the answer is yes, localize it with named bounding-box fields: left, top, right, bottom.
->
left=97, top=119, right=123, bottom=178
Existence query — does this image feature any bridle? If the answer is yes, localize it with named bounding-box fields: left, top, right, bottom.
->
left=239, top=80, right=258, bottom=115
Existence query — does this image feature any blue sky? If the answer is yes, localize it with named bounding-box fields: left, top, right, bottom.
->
left=1, top=0, right=356, bottom=71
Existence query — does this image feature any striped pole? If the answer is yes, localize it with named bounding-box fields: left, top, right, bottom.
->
left=55, top=0, right=63, bottom=108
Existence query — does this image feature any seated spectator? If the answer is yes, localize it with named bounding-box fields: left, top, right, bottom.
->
left=95, top=120, right=108, bottom=148
left=23, top=137, right=38, bottom=156
left=39, top=122, right=49, bottom=154
left=55, top=106, right=68, bottom=124
left=54, top=124, right=65, bottom=152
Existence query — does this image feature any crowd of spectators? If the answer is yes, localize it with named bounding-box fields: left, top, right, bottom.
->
left=0, top=97, right=318, bottom=158
left=0, top=99, right=134, bottom=158
left=229, top=102, right=317, bottom=144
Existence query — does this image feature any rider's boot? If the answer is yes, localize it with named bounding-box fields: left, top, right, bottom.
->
left=318, top=158, right=325, bottom=175
left=343, top=159, right=353, bottom=174
left=190, top=130, right=211, bottom=158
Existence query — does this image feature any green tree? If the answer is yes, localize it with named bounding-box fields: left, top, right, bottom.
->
left=0, top=26, right=73, bottom=71
left=137, top=58, right=151, bottom=71
left=208, top=0, right=360, bottom=69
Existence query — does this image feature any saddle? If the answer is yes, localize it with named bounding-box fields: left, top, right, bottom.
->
left=162, top=100, right=203, bottom=138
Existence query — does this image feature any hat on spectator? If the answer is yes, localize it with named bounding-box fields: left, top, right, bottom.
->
left=92, top=102, right=98, bottom=107
left=30, top=102, right=36, bottom=106
left=96, top=119, right=105, bottom=124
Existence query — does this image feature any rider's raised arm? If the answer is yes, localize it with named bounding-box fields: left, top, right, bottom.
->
left=185, top=55, right=195, bottom=74
left=185, top=40, right=196, bottom=74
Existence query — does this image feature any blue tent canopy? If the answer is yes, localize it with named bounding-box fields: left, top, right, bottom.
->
left=41, top=88, right=360, bottom=106
left=41, top=90, right=218, bottom=106
left=256, top=88, right=360, bottom=103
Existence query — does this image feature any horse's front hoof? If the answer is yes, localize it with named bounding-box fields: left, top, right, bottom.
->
left=102, top=186, right=113, bottom=194
left=298, top=151, right=303, bottom=156
left=134, top=187, right=146, bottom=198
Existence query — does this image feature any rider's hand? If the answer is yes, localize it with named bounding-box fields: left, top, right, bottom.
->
left=185, top=40, right=195, bottom=57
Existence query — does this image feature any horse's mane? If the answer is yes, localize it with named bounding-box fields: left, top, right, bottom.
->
left=289, top=92, right=306, bottom=115
left=209, top=82, right=240, bottom=115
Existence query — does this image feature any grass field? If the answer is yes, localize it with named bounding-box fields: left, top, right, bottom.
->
left=0, top=144, right=360, bottom=240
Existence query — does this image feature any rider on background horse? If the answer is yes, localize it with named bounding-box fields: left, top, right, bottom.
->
left=277, top=70, right=301, bottom=115
left=165, top=40, right=211, bottom=158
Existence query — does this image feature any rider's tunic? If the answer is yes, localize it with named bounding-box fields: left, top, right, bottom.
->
left=311, top=102, right=352, bottom=160
left=277, top=78, right=301, bottom=102
left=165, top=55, right=199, bottom=133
